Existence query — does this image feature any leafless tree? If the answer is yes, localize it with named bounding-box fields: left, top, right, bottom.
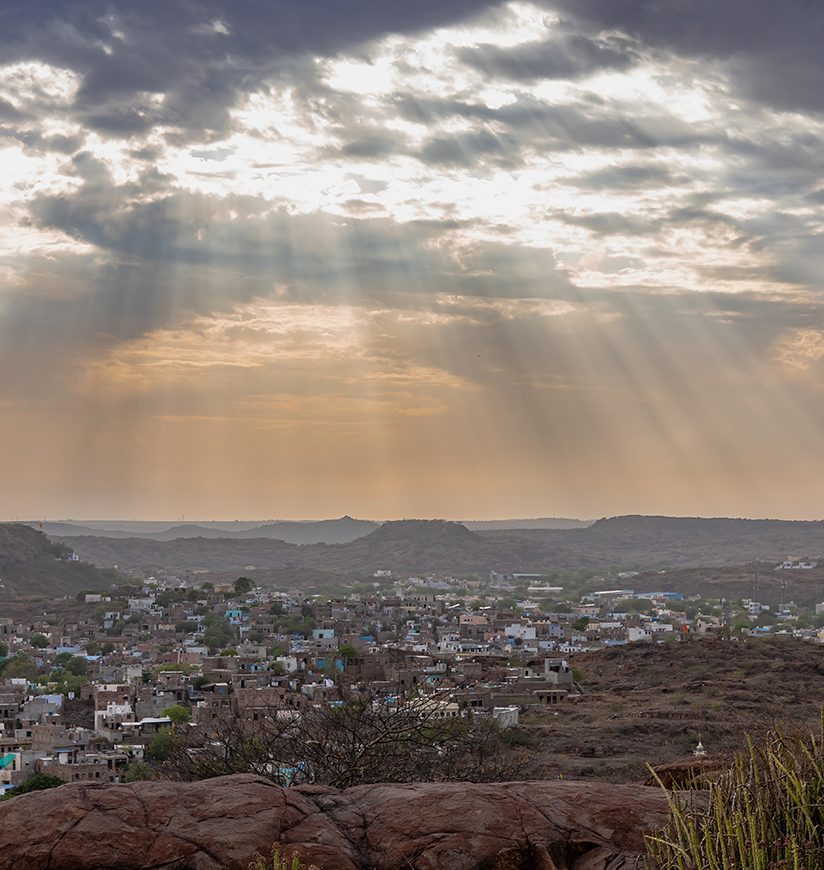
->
left=158, top=688, right=526, bottom=787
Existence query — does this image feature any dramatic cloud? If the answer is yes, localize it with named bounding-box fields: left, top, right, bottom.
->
left=2, top=0, right=824, bottom=520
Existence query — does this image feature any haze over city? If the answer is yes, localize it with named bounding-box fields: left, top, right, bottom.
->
left=2, top=1, right=824, bottom=521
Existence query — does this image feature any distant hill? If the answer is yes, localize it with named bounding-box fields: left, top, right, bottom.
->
left=463, top=518, right=592, bottom=530
left=230, top=516, right=379, bottom=544
left=28, top=522, right=139, bottom=539
left=301, top=520, right=487, bottom=573
left=0, top=524, right=124, bottom=595
left=33, top=516, right=379, bottom=545
left=51, top=514, right=824, bottom=580
left=52, top=534, right=301, bottom=574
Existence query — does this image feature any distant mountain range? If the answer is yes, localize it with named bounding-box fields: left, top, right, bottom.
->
left=27, top=516, right=380, bottom=544
left=39, top=514, right=824, bottom=578
left=4, top=515, right=824, bottom=596
left=28, top=516, right=591, bottom=544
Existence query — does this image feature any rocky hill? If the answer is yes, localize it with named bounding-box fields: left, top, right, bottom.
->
left=0, top=773, right=669, bottom=869
left=0, top=524, right=122, bottom=595
left=521, top=636, right=824, bottom=782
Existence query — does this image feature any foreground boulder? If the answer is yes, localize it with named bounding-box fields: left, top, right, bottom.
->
left=0, top=774, right=670, bottom=869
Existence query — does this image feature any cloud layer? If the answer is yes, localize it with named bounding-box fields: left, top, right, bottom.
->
left=2, top=0, right=824, bottom=520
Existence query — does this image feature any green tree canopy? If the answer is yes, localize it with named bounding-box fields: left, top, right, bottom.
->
left=2, top=654, right=38, bottom=681
left=2, top=773, right=63, bottom=799
left=338, top=643, right=358, bottom=660
left=124, top=761, right=155, bottom=782
left=234, top=576, right=255, bottom=594
left=161, top=704, right=191, bottom=726
left=64, top=656, right=88, bottom=676
left=145, top=730, right=180, bottom=762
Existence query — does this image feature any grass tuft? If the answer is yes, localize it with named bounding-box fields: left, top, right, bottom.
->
left=645, top=714, right=824, bottom=869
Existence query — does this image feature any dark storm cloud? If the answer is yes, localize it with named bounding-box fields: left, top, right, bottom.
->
left=338, top=133, right=401, bottom=159
left=459, top=31, right=635, bottom=82
left=395, top=93, right=708, bottom=152
left=0, top=99, right=25, bottom=122
left=571, top=164, right=684, bottom=190
left=0, top=0, right=505, bottom=142
left=548, top=0, right=824, bottom=114
left=0, top=126, right=83, bottom=154
left=17, top=155, right=574, bottom=365
left=418, top=130, right=522, bottom=168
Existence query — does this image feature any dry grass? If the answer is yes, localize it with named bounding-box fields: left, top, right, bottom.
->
left=645, top=716, right=824, bottom=869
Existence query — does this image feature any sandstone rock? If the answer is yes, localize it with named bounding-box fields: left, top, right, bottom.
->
left=0, top=775, right=671, bottom=869
left=648, top=755, right=727, bottom=788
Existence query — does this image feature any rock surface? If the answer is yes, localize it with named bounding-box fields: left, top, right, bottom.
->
left=0, top=774, right=670, bottom=869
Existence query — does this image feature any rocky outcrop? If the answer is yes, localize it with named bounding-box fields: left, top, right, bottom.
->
left=648, top=755, right=728, bottom=788
left=0, top=774, right=671, bottom=869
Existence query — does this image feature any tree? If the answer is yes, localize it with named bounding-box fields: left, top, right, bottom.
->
left=2, top=773, right=64, bottom=798
left=64, top=656, right=88, bottom=676
left=234, top=576, right=255, bottom=595
left=158, top=688, right=524, bottom=789
left=338, top=644, right=358, bottom=660
left=202, top=615, right=234, bottom=653
left=161, top=704, right=191, bottom=726
left=571, top=616, right=590, bottom=632
left=101, top=642, right=115, bottom=655
left=124, top=761, right=154, bottom=782
left=1, top=654, right=38, bottom=681
left=0, top=642, right=7, bottom=658
left=145, top=730, right=180, bottom=762
left=29, top=633, right=48, bottom=649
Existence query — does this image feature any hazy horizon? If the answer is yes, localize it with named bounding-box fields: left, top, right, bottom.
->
left=9, top=512, right=824, bottom=525
left=3, top=2, right=824, bottom=520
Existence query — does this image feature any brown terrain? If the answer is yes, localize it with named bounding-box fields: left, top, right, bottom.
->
left=519, top=636, right=824, bottom=782
left=0, top=774, right=671, bottom=870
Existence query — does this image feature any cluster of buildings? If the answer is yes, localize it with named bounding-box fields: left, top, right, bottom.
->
left=0, top=564, right=821, bottom=793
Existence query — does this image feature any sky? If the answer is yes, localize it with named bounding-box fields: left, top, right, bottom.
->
left=2, top=0, right=824, bottom=521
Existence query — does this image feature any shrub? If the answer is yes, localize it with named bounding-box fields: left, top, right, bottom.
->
left=2, top=773, right=64, bottom=799
left=124, top=761, right=155, bottom=782
left=646, top=719, right=824, bottom=869
left=248, top=847, right=318, bottom=870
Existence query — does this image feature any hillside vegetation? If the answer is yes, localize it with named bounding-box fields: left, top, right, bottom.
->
left=0, top=524, right=123, bottom=595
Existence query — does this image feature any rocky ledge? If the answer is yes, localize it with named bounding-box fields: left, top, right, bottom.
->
left=0, top=774, right=671, bottom=869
